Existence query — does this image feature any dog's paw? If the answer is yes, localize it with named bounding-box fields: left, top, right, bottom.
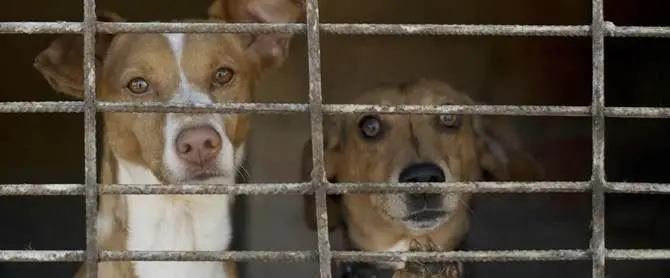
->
left=340, top=262, right=395, bottom=278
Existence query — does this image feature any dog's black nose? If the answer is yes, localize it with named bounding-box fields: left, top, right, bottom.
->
left=398, top=163, right=445, bottom=183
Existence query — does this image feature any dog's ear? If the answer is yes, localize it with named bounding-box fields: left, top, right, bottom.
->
left=463, top=96, right=544, bottom=181
left=208, top=0, right=304, bottom=72
left=33, top=11, right=124, bottom=99
left=473, top=115, right=545, bottom=181
left=208, top=0, right=304, bottom=23
left=302, top=116, right=345, bottom=231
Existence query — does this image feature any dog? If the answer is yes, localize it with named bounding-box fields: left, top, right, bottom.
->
left=33, top=6, right=298, bottom=278
left=300, top=78, right=544, bottom=276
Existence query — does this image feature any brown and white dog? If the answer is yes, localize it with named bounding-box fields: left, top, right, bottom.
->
left=32, top=5, right=298, bottom=278
left=301, top=79, right=544, bottom=276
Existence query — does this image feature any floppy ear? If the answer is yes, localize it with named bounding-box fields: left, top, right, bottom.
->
left=208, top=0, right=304, bottom=72
left=208, top=0, right=304, bottom=23
left=302, top=115, right=345, bottom=231
left=473, top=115, right=545, bottom=181
left=33, top=11, right=124, bottom=99
left=460, top=95, right=544, bottom=181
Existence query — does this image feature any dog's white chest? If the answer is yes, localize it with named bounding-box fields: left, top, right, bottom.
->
left=117, top=158, right=232, bottom=278
left=126, top=195, right=232, bottom=278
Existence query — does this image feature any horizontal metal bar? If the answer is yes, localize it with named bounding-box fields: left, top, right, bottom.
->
left=0, top=20, right=665, bottom=37
left=0, top=184, right=85, bottom=195
left=97, top=22, right=303, bottom=34
left=611, top=26, right=670, bottom=37
left=0, top=21, right=655, bottom=38
left=322, top=24, right=591, bottom=36
left=0, top=22, right=82, bottom=34
left=102, top=251, right=316, bottom=262
left=2, top=101, right=670, bottom=118
left=0, top=181, right=593, bottom=195
left=0, top=101, right=84, bottom=113
left=607, top=249, right=670, bottom=260
left=602, top=107, right=670, bottom=118
left=605, top=182, right=670, bottom=194
left=3, top=249, right=670, bottom=263
left=0, top=251, right=85, bottom=262
left=6, top=182, right=670, bottom=196
left=333, top=250, right=590, bottom=262
left=323, top=104, right=591, bottom=116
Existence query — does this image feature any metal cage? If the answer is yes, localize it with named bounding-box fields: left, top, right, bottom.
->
left=2, top=0, right=670, bottom=277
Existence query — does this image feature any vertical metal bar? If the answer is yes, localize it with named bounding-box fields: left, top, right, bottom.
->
left=82, top=0, right=98, bottom=277
left=590, top=0, right=606, bottom=277
left=304, top=0, right=332, bottom=277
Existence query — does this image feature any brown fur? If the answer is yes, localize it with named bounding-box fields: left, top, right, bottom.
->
left=392, top=240, right=462, bottom=278
left=34, top=8, right=299, bottom=278
left=301, top=79, right=543, bottom=270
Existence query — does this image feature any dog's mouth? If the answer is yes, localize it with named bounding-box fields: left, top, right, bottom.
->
left=402, top=209, right=448, bottom=230
left=182, top=169, right=232, bottom=182
left=404, top=209, right=447, bottom=222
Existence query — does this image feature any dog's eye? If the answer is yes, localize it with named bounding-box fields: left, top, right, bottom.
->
left=358, top=115, right=383, bottom=139
left=126, top=77, right=150, bottom=94
left=213, top=67, right=235, bottom=86
left=437, top=114, right=460, bottom=128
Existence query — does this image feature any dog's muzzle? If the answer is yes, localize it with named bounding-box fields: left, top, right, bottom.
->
left=398, top=163, right=448, bottom=225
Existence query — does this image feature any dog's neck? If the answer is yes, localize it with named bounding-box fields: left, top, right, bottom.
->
left=104, top=147, right=234, bottom=278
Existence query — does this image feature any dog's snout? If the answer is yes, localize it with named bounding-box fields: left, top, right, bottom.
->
left=398, top=163, right=445, bottom=183
left=175, top=125, right=222, bottom=166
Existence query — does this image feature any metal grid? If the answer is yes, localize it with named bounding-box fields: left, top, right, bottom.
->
left=3, top=0, right=670, bottom=277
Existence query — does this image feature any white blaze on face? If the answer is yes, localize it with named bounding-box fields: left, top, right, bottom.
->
left=160, top=33, right=236, bottom=181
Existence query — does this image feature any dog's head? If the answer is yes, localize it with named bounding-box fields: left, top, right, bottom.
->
left=303, top=78, right=544, bottom=233
left=33, top=8, right=299, bottom=184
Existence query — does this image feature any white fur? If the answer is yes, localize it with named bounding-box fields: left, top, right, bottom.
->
left=382, top=239, right=410, bottom=269
left=118, top=157, right=233, bottom=278
left=105, top=33, right=238, bottom=278
left=161, top=33, right=237, bottom=181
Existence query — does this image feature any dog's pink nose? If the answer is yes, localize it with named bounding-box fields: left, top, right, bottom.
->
left=175, top=126, right=222, bottom=166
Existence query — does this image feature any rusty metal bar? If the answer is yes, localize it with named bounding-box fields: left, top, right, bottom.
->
left=1, top=21, right=670, bottom=37
left=0, top=181, right=593, bottom=196
left=0, top=22, right=83, bottom=33
left=590, top=0, right=607, bottom=276
left=2, top=102, right=670, bottom=118
left=606, top=182, right=670, bottom=194
left=82, top=0, right=99, bottom=277
left=303, top=0, right=332, bottom=276
left=6, top=181, right=670, bottom=196
left=5, top=249, right=670, bottom=263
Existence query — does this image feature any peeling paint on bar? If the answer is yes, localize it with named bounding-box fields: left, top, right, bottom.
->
left=0, top=22, right=82, bottom=33
left=4, top=181, right=670, bottom=196
left=605, top=182, right=670, bottom=194
left=2, top=102, right=670, bottom=118
left=589, top=0, right=607, bottom=277
left=4, top=249, right=670, bottom=263
left=332, top=250, right=590, bottom=262
left=82, top=0, right=99, bottom=276
left=325, top=24, right=591, bottom=36
left=0, top=251, right=85, bottom=262
left=101, top=251, right=317, bottom=262
left=0, top=21, right=669, bottom=38
left=98, top=22, right=303, bottom=34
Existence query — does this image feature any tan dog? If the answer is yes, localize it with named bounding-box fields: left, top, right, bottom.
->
left=301, top=79, right=543, bottom=274
left=33, top=6, right=298, bottom=278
